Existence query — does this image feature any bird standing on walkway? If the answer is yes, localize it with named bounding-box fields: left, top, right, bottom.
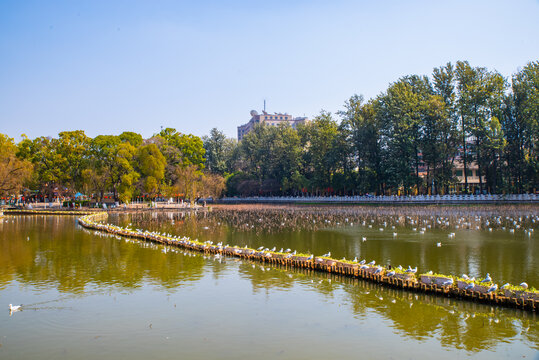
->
left=405, top=266, right=417, bottom=273
left=442, top=278, right=454, bottom=286
left=481, top=273, right=492, bottom=283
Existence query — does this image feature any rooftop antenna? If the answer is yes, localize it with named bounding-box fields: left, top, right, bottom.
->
left=264, top=99, right=266, bottom=112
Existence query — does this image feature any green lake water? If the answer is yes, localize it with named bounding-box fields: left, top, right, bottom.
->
left=0, top=205, right=538, bottom=359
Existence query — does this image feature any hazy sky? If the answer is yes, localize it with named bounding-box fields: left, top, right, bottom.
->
left=1, top=0, right=538, bottom=140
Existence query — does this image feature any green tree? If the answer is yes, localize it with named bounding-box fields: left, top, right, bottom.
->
left=302, top=111, right=339, bottom=193
left=339, top=95, right=383, bottom=194
left=17, top=135, right=69, bottom=198
left=155, top=128, right=206, bottom=192
left=202, top=128, right=237, bottom=175
left=509, top=61, right=539, bottom=192
left=432, top=63, right=459, bottom=194
left=56, top=130, right=91, bottom=192
left=420, top=95, right=458, bottom=194
left=157, top=128, right=206, bottom=169
left=376, top=76, right=430, bottom=194
left=137, top=143, right=166, bottom=196
left=119, top=131, right=143, bottom=147
left=456, top=61, right=507, bottom=193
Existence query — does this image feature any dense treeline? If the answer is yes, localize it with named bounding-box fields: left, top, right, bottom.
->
left=0, top=128, right=224, bottom=203
left=206, top=60, right=538, bottom=196
left=0, top=60, right=537, bottom=201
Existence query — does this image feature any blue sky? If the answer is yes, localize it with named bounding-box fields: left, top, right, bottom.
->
left=1, top=0, right=538, bottom=140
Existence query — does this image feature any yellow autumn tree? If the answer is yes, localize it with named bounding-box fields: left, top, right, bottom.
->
left=0, top=134, right=33, bottom=197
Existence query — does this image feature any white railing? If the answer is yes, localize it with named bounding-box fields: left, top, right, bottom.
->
left=210, top=194, right=538, bottom=204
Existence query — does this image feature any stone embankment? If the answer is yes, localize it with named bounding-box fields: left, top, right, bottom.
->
left=77, top=212, right=538, bottom=313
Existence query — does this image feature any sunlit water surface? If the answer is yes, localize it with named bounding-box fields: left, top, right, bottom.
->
left=1, top=206, right=538, bottom=359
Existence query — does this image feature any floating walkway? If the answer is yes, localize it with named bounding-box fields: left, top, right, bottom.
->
left=75, top=212, right=538, bottom=313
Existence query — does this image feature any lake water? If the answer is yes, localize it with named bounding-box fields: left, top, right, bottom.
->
left=1, top=205, right=538, bottom=359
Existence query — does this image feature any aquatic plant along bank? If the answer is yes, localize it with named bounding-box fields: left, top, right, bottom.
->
left=77, top=212, right=539, bottom=312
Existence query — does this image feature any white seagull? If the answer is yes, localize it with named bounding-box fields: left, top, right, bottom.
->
left=481, top=273, right=492, bottom=283
left=9, top=304, right=22, bottom=312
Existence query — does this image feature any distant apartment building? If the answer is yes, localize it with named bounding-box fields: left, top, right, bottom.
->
left=417, top=142, right=487, bottom=194
left=237, top=110, right=309, bottom=141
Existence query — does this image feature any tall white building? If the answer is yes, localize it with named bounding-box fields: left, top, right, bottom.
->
left=237, top=110, right=309, bottom=141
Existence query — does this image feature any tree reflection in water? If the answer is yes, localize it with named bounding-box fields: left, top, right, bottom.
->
left=0, top=212, right=537, bottom=355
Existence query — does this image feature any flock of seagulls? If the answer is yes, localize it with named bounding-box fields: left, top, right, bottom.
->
left=458, top=272, right=530, bottom=294
left=143, top=206, right=539, bottom=238
left=78, top=210, right=536, bottom=309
